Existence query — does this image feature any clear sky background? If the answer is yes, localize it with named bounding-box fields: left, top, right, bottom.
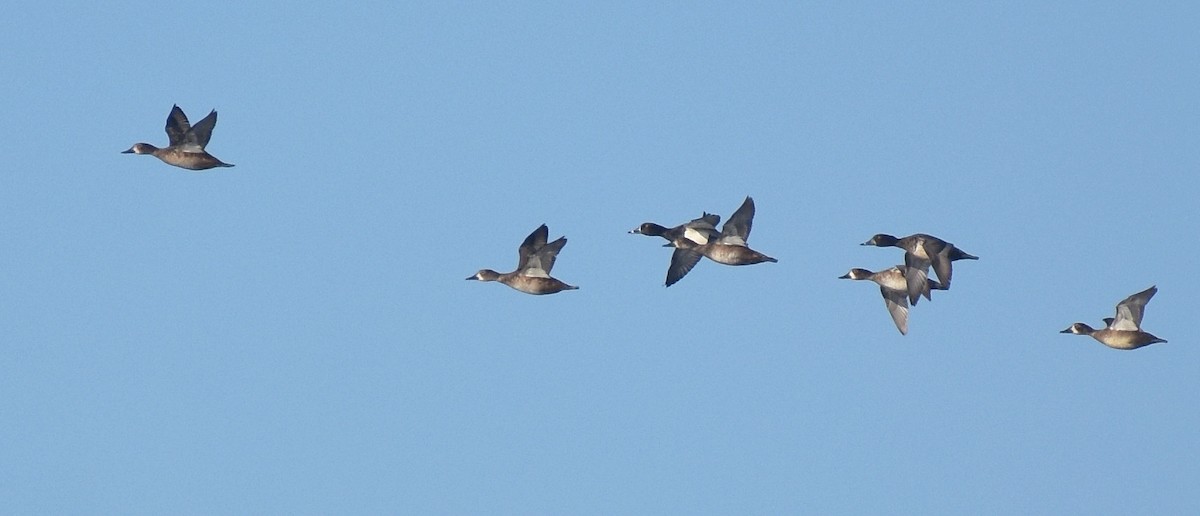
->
left=2, top=2, right=1197, bottom=514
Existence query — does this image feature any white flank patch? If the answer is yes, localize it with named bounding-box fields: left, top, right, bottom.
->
left=683, top=227, right=709, bottom=244
left=523, top=268, right=550, bottom=278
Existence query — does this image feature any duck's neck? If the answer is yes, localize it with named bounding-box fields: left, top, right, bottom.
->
left=642, top=223, right=668, bottom=237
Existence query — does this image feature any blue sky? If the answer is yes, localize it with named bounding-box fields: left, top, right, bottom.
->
left=2, top=2, right=1198, bottom=513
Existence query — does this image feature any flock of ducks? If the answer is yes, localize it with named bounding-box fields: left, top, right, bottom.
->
left=123, top=106, right=1170, bottom=350
left=841, top=233, right=978, bottom=335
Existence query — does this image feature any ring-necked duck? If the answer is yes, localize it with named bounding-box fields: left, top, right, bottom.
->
left=123, top=105, right=234, bottom=170
left=840, top=266, right=942, bottom=335
left=1060, top=286, right=1166, bottom=350
left=467, top=224, right=578, bottom=295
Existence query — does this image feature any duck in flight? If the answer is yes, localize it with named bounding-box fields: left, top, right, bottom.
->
left=123, top=105, right=234, bottom=170
left=1060, top=286, right=1166, bottom=350
left=840, top=266, right=942, bottom=335
left=467, top=224, right=578, bottom=295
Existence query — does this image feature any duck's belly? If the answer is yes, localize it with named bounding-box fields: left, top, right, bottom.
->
left=1094, top=331, right=1153, bottom=350
left=508, top=276, right=574, bottom=295
left=705, top=245, right=757, bottom=265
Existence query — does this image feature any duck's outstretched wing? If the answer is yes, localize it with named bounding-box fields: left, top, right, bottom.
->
left=1111, top=286, right=1157, bottom=331
left=903, top=252, right=932, bottom=305
left=525, top=237, right=567, bottom=276
left=718, top=196, right=755, bottom=246
left=880, top=286, right=910, bottom=335
left=180, top=109, right=220, bottom=151
left=517, top=224, right=549, bottom=271
left=665, top=247, right=704, bottom=287
left=164, top=105, right=192, bottom=146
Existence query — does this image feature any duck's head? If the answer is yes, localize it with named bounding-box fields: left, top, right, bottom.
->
left=838, top=268, right=873, bottom=280
left=1059, top=322, right=1096, bottom=335
left=122, top=143, right=158, bottom=155
left=861, top=234, right=899, bottom=247
left=630, top=223, right=666, bottom=236
left=466, top=269, right=501, bottom=282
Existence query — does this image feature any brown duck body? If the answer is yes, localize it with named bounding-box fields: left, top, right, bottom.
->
left=1060, top=321, right=1167, bottom=350
left=124, top=144, right=234, bottom=170
left=688, top=242, right=776, bottom=266
left=1066, top=326, right=1166, bottom=350
left=470, top=270, right=578, bottom=295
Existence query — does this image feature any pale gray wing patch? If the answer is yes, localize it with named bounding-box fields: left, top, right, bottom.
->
left=1111, top=286, right=1157, bottom=331
left=524, top=236, right=567, bottom=276
left=716, top=235, right=747, bottom=247
left=880, top=286, right=910, bottom=335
